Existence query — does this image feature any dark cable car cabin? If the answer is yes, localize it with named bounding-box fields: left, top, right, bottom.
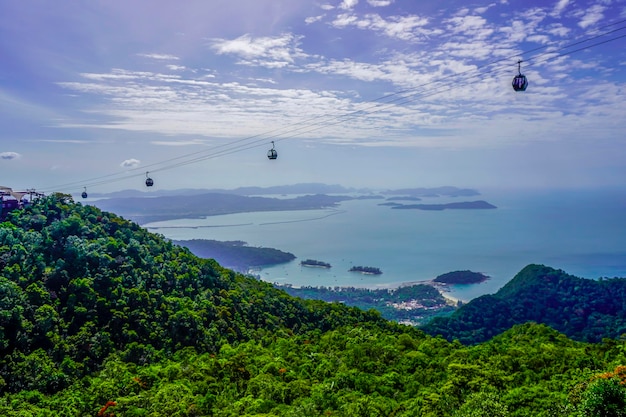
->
left=267, top=141, right=278, bottom=160
left=81, top=187, right=88, bottom=199
left=145, top=172, right=154, bottom=187
left=512, top=60, right=528, bottom=92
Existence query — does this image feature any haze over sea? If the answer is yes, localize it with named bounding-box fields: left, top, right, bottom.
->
left=145, top=187, right=626, bottom=301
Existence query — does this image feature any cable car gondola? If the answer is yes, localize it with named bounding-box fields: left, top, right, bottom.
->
left=81, top=187, right=88, bottom=199
left=512, top=60, right=528, bottom=92
left=145, top=172, right=154, bottom=187
left=267, top=141, right=278, bottom=160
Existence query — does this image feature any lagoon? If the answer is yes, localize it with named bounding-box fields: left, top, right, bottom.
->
left=144, top=187, right=626, bottom=301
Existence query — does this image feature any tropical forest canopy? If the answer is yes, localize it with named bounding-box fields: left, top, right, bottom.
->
left=0, top=194, right=625, bottom=416
left=421, top=264, right=626, bottom=344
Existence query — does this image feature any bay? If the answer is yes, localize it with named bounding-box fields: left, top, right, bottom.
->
left=144, top=187, right=626, bottom=301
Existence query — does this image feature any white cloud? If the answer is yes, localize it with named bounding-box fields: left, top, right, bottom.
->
left=151, top=140, right=206, bottom=146
left=0, top=151, right=21, bottom=160
left=445, top=15, right=493, bottom=39
left=577, top=4, right=605, bottom=28
left=209, top=33, right=307, bottom=68
left=32, top=139, right=91, bottom=144
left=50, top=0, right=626, bottom=156
left=474, top=3, right=496, bottom=14
left=305, top=15, right=324, bottom=24
left=339, top=0, right=359, bottom=10
left=331, top=13, right=437, bottom=41
left=120, top=158, right=141, bottom=168
left=138, top=53, right=180, bottom=60
left=551, top=0, right=571, bottom=17
left=367, top=0, right=393, bottom=6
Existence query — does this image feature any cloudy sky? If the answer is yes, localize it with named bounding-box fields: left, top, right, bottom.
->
left=1, top=0, right=625, bottom=193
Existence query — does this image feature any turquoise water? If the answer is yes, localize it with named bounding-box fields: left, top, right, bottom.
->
left=144, top=188, right=626, bottom=301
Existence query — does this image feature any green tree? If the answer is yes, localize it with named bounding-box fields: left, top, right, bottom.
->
left=453, top=391, right=509, bottom=417
left=578, top=378, right=626, bottom=417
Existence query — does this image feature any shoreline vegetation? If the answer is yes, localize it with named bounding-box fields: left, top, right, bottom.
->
left=275, top=281, right=458, bottom=325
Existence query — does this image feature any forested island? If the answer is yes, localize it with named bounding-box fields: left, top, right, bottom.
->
left=0, top=194, right=625, bottom=416
left=349, top=265, right=382, bottom=274
left=300, top=259, right=331, bottom=268
left=434, top=270, right=490, bottom=284
left=173, top=239, right=295, bottom=272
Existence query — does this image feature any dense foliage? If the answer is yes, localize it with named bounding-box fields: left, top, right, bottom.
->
left=422, top=264, right=626, bottom=344
left=0, top=194, right=387, bottom=395
left=1, top=195, right=625, bottom=416
left=1, top=322, right=625, bottom=416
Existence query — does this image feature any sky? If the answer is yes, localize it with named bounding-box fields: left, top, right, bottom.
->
left=1, top=0, right=625, bottom=194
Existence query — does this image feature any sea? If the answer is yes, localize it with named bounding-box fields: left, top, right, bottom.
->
left=143, top=187, right=626, bottom=302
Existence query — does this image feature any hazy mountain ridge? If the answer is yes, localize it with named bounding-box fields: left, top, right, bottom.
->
left=92, top=192, right=351, bottom=224
left=88, top=183, right=362, bottom=198
left=89, top=185, right=487, bottom=224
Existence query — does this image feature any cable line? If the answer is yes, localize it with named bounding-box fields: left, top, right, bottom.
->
left=40, top=20, right=626, bottom=194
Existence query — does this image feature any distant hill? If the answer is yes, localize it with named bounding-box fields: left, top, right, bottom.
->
left=88, top=183, right=362, bottom=198
left=421, top=264, right=626, bottom=344
left=87, top=185, right=489, bottom=223
left=0, top=194, right=387, bottom=394
left=391, top=200, right=496, bottom=210
left=92, top=192, right=351, bottom=224
left=381, top=186, right=480, bottom=197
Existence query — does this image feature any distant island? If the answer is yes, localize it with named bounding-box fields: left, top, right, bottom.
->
left=173, top=239, right=295, bottom=272
left=300, top=259, right=331, bottom=268
left=391, top=201, right=496, bottom=211
left=94, top=193, right=354, bottom=224
left=434, top=270, right=490, bottom=285
left=386, top=196, right=422, bottom=202
left=349, top=266, right=382, bottom=275
left=88, top=185, right=492, bottom=224
left=380, top=186, right=480, bottom=198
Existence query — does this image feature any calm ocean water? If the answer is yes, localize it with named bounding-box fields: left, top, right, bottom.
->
left=144, top=188, right=626, bottom=301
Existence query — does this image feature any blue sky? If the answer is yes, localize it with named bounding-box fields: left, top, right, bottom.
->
left=1, top=0, right=625, bottom=193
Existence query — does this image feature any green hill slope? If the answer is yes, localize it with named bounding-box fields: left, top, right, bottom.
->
left=421, top=264, right=626, bottom=344
left=1, top=195, right=625, bottom=416
left=0, top=194, right=388, bottom=394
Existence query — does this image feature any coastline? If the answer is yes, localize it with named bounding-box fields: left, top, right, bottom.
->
left=273, top=276, right=464, bottom=305
left=396, top=279, right=463, bottom=304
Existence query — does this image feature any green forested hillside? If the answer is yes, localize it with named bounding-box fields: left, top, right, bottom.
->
left=421, top=264, right=626, bottom=344
left=1, top=195, right=625, bottom=416
left=0, top=194, right=387, bottom=394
